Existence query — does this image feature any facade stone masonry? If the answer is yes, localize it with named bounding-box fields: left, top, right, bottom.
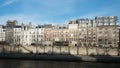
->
left=0, top=16, right=119, bottom=47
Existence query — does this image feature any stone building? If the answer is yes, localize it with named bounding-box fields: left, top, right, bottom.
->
left=52, top=24, right=69, bottom=46
left=0, top=25, right=6, bottom=43
left=7, top=20, right=18, bottom=27
left=76, top=18, right=97, bottom=46
left=95, top=16, right=119, bottom=47
left=68, top=21, right=79, bottom=46
left=5, top=22, right=44, bottom=45
left=52, top=24, right=68, bottom=41
left=3, top=16, right=120, bottom=47
left=44, top=24, right=53, bottom=46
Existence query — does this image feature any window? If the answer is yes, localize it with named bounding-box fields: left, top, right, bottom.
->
left=104, top=23, right=109, bottom=25
left=110, top=19, right=114, bottom=22
left=3, top=30, right=5, bottom=32
left=105, top=39, right=107, bottom=41
left=98, top=39, right=102, bottom=42
left=105, top=28, right=108, bottom=30
left=98, top=22, right=103, bottom=26
left=104, top=31, right=108, bottom=34
left=99, top=28, right=102, bottom=30
left=99, top=31, right=102, bottom=34
left=113, top=31, right=116, bottom=34
left=110, top=22, right=115, bottom=25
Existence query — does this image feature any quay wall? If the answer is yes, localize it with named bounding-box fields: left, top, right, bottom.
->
left=0, top=45, right=119, bottom=56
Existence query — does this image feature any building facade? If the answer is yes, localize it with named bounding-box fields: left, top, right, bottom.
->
left=0, top=25, right=6, bottom=42
left=43, top=24, right=53, bottom=46
left=68, top=21, right=79, bottom=46
left=76, top=19, right=97, bottom=47
left=95, top=16, right=119, bottom=47
left=7, top=20, right=18, bottom=27
left=3, top=16, right=120, bottom=47
left=52, top=24, right=69, bottom=46
left=5, top=22, right=44, bottom=45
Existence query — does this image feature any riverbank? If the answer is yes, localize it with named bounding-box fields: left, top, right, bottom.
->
left=0, top=53, right=120, bottom=62
left=0, top=45, right=119, bottom=56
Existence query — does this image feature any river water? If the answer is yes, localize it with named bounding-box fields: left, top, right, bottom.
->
left=0, top=59, right=120, bottom=68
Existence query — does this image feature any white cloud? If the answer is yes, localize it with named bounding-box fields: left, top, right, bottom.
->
left=0, top=0, right=119, bottom=25
left=0, top=0, right=85, bottom=25
left=0, top=0, right=17, bottom=8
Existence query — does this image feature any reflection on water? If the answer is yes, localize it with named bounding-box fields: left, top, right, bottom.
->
left=0, top=59, right=120, bottom=68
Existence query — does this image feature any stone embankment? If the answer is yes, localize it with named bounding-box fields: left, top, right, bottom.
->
left=0, top=45, right=120, bottom=62
left=0, top=45, right=119, bottom=56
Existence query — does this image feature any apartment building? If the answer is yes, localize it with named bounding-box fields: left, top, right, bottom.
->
left=52, top=24, right=69, bottom=46
left=95, top=16, right=119, bottom=47
left=68, top=21, right=78, bottom=46
left=3, top=16, right=119, bottom=47
left=7, top=20, right=18, bottom=27
left=76, top=18, right=97, bottom=46
left=44, top=24, right=53, bottom=46
left=5, top=22, right=44, bottom=45
left=52, top=24, right=68, bottom=41
left=0, top=25, right=6, bottom=42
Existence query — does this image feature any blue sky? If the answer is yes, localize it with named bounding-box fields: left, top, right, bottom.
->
left=0, top=0, right=120, bottom=25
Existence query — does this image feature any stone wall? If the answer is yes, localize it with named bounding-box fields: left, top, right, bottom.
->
left=0, top=45, right=119, bottom=56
